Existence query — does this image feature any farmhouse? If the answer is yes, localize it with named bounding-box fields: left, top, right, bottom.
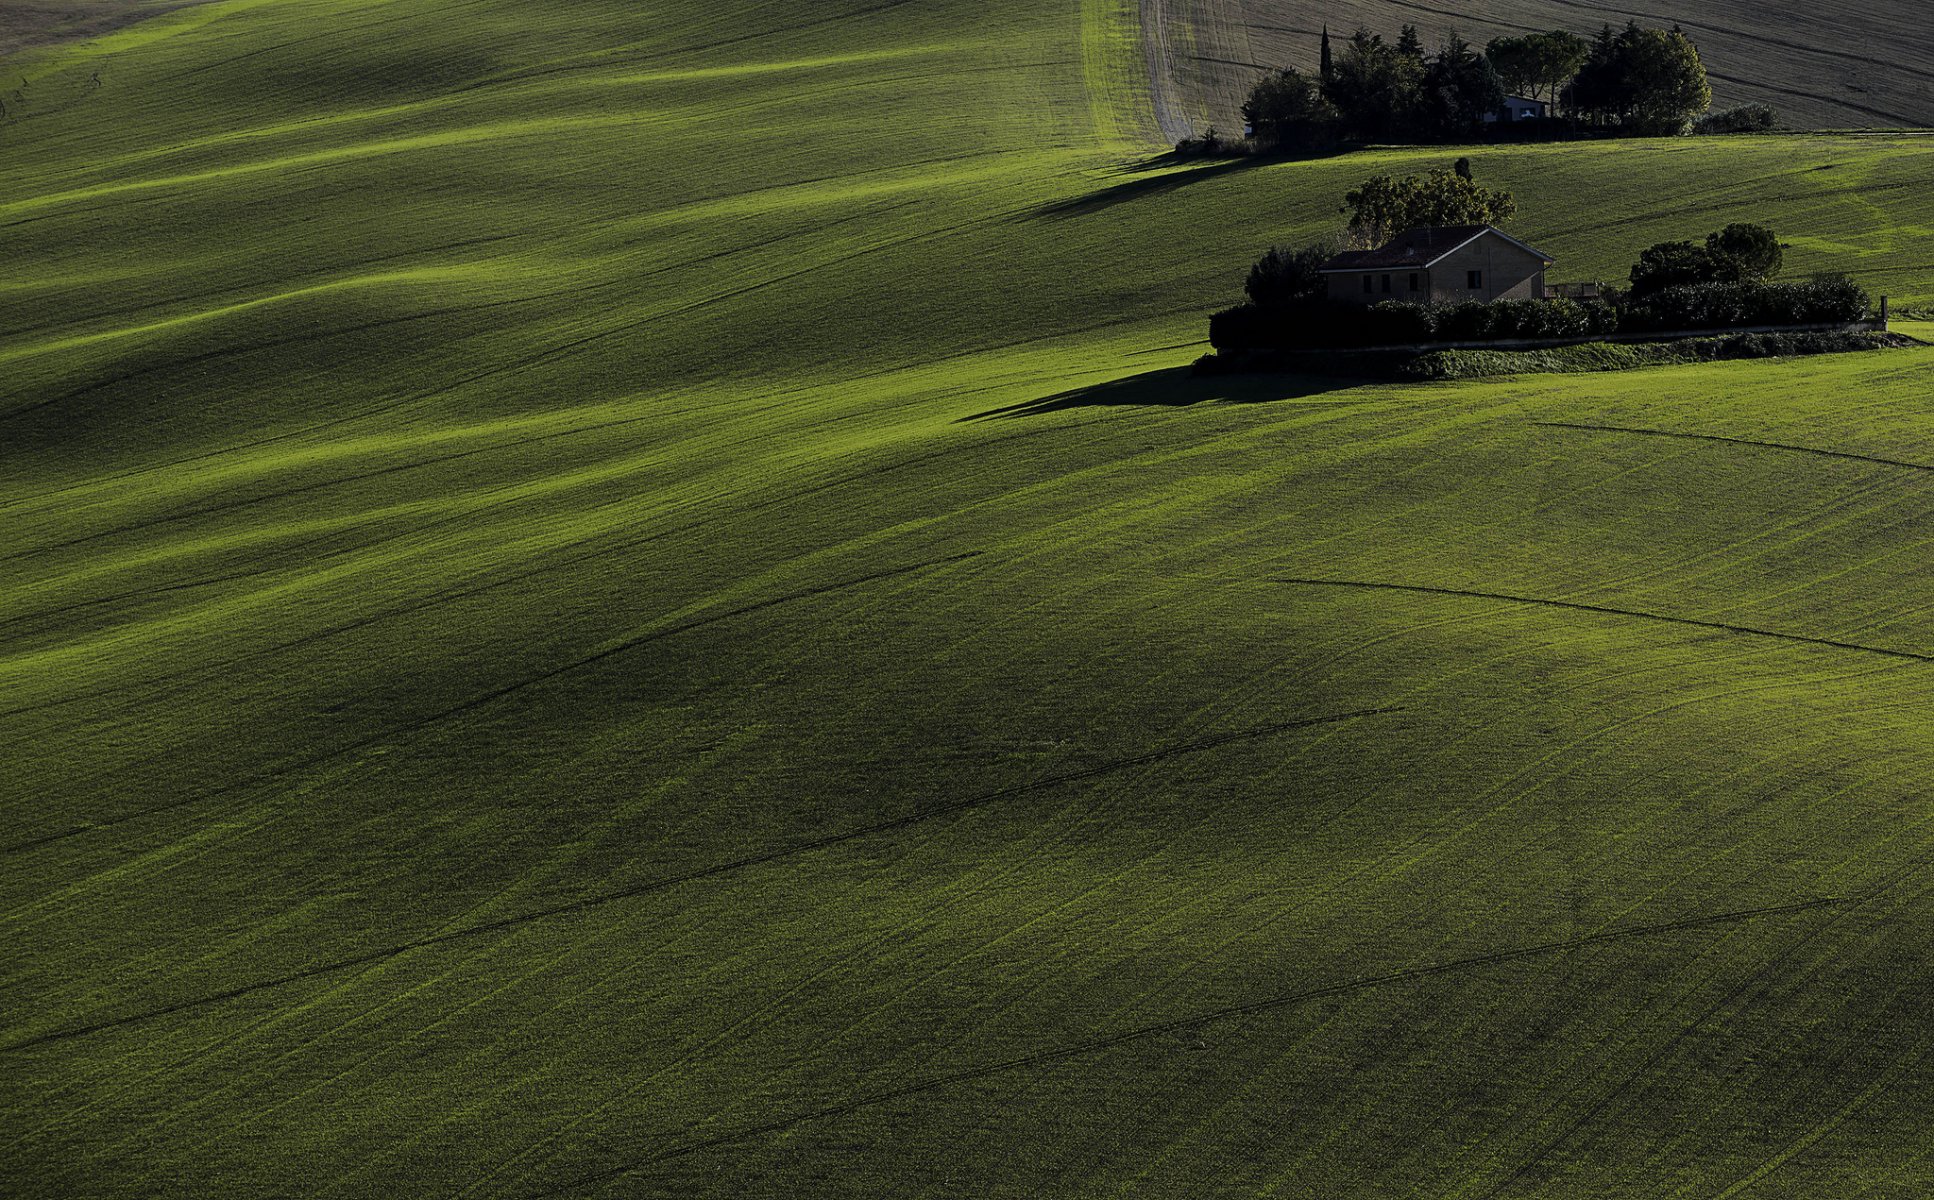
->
left=1319, top=225, right=1555, bottom=306
left=1485, top=95, right=1549, bottom=124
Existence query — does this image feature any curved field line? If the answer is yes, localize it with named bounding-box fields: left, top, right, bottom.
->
left=0, top=706, right=1393, bottom=1054
left=1538, top=421, right=1934, bottom=474
left=525, top=897, right=1838, bottom=1198
left=0, top=552, right=986, bottom=852
left=1269, top=578, right=1934, bottom=664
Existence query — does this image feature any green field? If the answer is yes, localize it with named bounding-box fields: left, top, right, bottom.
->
left=6, top=0, right=1934, bottom=1195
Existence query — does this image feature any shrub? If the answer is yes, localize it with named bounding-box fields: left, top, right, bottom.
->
left=1209, top=302, right=1272, bottom=350
left=1433, top=301, right=1496, bottom=340
left=1694, top=104, right=1776, bottom=134
left=1364, top=301, right=1437, bottom=344
left=1245, top=244, right=1331, bottom=309
left=1620, top=278, right=1871, bottom=332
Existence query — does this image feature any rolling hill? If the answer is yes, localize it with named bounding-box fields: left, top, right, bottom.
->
left=1146, top=0, right=1934, bottom=137
left=4, top=0, right=1934, bottom=1196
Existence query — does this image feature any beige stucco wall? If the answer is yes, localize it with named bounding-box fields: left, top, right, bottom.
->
left=1425, top=236, right=1546, bottom=304
left=1325, top=233, right=1547, bottom=306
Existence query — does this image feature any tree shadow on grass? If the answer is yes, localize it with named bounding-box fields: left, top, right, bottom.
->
left=961, top=365, right=1371, bottom=420
left=1031, top=144, right=1355, bottom=219
left=1030, top=156, right=1265, bottom=219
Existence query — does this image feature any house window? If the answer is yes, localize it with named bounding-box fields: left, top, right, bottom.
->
left=1408, top=273, right=1420, bottom=292
left=1363, top=275, right=1374, bottom=293
left=1468, top=270, right=1484, bottom=289
left=1380, top=274, right=1392, bottom=293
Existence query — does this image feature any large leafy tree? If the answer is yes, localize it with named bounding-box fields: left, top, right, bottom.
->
left=1241, top=68, right=1337, bottom=147
left=1629, top=223, right=1780, bottom=295
left=1344, top=167, right=1518, bottom=246
left=1485, top=31, right=1589, bottom=105
left=1565, top=22, right=1710, bottom=133
left=1706, top=222, right=1783, bottom=280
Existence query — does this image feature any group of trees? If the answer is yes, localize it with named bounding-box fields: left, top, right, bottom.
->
left=1240, top=20, right=1718, bottom=151
left=1629, top=223, right=1783, bottom=296
left=1212, top=167, right=1868, bottom=355
left=1565, top=23, right=1712, bottom=133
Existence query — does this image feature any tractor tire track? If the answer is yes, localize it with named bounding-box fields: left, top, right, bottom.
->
left=524, top=896, right=1838, bottom=1198
left=0, top=552, right=986, bottom=854
left=1270, top=578, right=1934, bottom=664
left=0, top=705, right=1392, bottom=1052
left=1538, top=421, right=1934, bottom=475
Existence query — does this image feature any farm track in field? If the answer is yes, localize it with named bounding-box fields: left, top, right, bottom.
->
left=532, top=895, right=1839, bottom=1197
left=1, top=706, right=1395, bottom=1052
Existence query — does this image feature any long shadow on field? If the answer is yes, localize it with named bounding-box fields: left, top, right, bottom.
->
left=1030, top=156, right=1267, bottom=218
left=963, top=365, right=1362, bottom=420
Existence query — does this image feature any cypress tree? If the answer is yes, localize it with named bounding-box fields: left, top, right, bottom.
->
left=1320, top=26, right=1333, bottom=83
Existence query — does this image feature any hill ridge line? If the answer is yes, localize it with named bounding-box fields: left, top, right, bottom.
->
left=0, top=707, right=1394, bottom=1054
left=1270, top=578, right=1934, bottom=664
left=526, top=895, right=1839, bottom=1197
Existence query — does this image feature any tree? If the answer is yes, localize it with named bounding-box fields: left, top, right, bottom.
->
left=1396, top=24, right=1425, bottom=63
left=1345, top=166, right=1517, bottom=246
left=1241, top=67, right=1337, bottom=147
left=1485, top=31, right=1589, bottom=105
left=1417, top=31, right=1506, bottom=139
left=1706, top=223, right=1783, bottom=280
left=1629, top=240, right=1721, bottom=295
left=1320, top=26, right=1333, bottom=84
left=1323, top=29, right=1424, bottom=141
left=1245, top=243, right=1332, bottom=309
left=1564, top=22, right=1709, bottom=133
left=1627, top=25, right=1711, bottom=134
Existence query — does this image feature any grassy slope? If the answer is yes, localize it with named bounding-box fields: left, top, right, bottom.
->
left=1153, top=0, right=1934, bottom=136
left=4, top=0, right=1934, bottom=1196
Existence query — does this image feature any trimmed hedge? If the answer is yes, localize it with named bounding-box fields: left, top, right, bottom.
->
left=1620, top=277, right=1870, bottom=332
left=1210, top=296, right=1619, bottom=351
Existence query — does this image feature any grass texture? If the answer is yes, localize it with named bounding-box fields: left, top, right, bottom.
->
left=4, top=0, right=1934, bottom=1196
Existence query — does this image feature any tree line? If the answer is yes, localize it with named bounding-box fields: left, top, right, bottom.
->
left=1234, top=21, right=1740, bottom=152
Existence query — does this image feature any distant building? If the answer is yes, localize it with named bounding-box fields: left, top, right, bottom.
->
left=1485, top=95, right=1548, bottom=124
left=1318, top=226, right=1556, bottom=306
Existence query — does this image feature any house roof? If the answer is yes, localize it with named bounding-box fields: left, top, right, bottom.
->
left=1318, top=225, right=1556, bottom=273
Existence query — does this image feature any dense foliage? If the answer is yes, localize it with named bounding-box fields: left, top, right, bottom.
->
left=1236, top=20, right=1713, bottom=151
left=1694, top=104, right=1778, bottom=134
left=1565, top=23, right=1713, bottom=134
left=1621, top=277, right=1870, bottom=332
left=1345, top=169, right=1517, bottom=245
left=1629, top=223, right=1784, bottom=295
left=1485, top=32, right=1589, bottom=105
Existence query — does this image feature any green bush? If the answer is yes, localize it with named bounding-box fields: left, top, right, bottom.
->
left=1622, top=277, right=1870, bottom=332
left=1694, top=104, right=1776, bottom=134
left=1364, top=301, right=1437, bottom=343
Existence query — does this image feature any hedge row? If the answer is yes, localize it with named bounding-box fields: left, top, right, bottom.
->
left=1619, top=277, right=1869, bottom=332
left=1210, top=278, right=1872, bottom=352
